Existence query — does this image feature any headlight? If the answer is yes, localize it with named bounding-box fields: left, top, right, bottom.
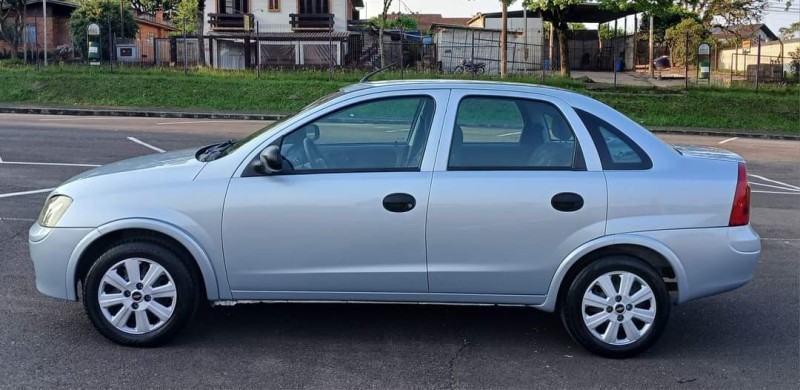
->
left=37, top=195, right=72, bottom=228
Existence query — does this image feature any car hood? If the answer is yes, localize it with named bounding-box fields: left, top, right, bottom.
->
left=673, top=144, right=745, bottom=163
left=64, top=148, right=204, bottom=184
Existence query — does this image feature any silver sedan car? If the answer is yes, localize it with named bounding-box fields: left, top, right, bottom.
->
left=29, top=81, right=759, bottom=358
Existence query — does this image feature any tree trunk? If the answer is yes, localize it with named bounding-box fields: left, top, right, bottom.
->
left=379, top=28, right=385, bottom=67
left=196, top=9, right=206, bottom=66
left=558, top=25, right=570, bottom=77
left=500, top=1, right=507, bottom=78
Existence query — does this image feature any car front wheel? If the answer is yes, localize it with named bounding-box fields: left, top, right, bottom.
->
left=83, top=240, right=199, bottom=346
left=560, top=256, right=671, bottom=358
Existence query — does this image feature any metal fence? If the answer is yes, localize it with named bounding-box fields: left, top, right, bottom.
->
left=108, top=37, right=201, bottom=67
left=726, top=53, right=792, bottom=85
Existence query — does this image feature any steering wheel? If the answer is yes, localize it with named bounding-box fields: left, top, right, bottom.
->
left=303, top=138, right=328, bottom=169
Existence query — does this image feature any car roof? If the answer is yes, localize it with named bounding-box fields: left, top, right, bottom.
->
left=340, top=79, right=587, bottom=101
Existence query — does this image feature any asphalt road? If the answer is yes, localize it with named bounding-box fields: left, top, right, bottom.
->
left=1, top=114, right=798, bottom=389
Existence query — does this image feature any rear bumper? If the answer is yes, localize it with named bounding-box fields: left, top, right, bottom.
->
left=640, top=225, right=761, bottom=303
left=29, top=223, right=95, bottom=301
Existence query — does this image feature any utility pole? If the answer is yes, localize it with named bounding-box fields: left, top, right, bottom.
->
left=500, top=1, right=507, bottom=78
left=648, top=14, right=654, bottom=78
left=43, top=0, right=48, bottom=65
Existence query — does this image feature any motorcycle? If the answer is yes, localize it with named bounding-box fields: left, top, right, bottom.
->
left=454, top=59, right=486, bottom=75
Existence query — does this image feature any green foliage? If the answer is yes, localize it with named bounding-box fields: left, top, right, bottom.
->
left=568, top=23, right=586, bottom=30
left=789, top=47, right=800, bottom=84
left=173, top=0, right=199, bottom=35
left=664, top=18, right=709, bottom=66
left=369, top=14, right=419, bottom=31
left=69, top=0, right=139, bottom=60
left=779, top=21, right=800, bottom=39
left=637, top=5, right=697, bottom=45
left=599, top=24, right=626, bottom=40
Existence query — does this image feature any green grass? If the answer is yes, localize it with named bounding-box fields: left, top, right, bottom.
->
left=0, top=64, right=798, bottom=133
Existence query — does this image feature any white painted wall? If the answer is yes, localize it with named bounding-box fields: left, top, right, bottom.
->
left=204, top=0, right=350, bottom=34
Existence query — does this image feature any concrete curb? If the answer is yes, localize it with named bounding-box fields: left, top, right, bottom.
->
left=0, top=106, right=286, bottom=121
left=1, top=105, right=797, bottom=140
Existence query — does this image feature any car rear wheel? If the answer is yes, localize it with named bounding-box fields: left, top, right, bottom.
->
left=560, top=256, right=670, bottom=358
left=83, top=240, right=199, bottom=346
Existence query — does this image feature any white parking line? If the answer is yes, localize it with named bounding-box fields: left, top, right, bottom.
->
left=497, top=131, right=522, bottom=137
left=749, top=174, right=800, bottom=191
left=750, top=182, right=800, bottom=192
left=0, top=188, right=55, bottom=199
left=156, top=120, right=233, bottom=125
left=384, top=129, right=408, bottom=133
left=0, top=161, right=100, bottom=167
left=751, top=190, right=800, bottom=195
left=0, top=154, right=3, bottom=162
left=0, top=217, right=36, bottom=222
left=718, top=137, right=738, bottom=144
left=127, top=137, right=165, bottom=153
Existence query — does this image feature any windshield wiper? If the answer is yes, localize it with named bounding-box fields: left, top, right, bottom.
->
left=197, top=139, right=237, bottom=162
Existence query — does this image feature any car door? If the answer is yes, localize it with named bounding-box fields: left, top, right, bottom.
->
left=222, top=90, right=449, bottom=298
left=426, top=90, right=607, bottom=296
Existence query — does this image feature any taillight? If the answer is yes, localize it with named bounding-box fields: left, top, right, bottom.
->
left=729, top=162, right=750, bottom=226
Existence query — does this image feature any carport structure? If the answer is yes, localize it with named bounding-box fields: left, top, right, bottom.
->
left=530, top=3, right=642, bottom=72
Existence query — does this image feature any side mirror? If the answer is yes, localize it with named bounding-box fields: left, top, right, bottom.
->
left=256, top=145, right=283, bottom=174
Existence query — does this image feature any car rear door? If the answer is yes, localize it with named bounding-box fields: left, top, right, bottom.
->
left=425, top=89, right=607, bottom=296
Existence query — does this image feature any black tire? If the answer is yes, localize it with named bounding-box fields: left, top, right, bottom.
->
left=83, top=239, right=200, bottom=347
left=453, top=66, right=465, bottom=74
left=559, top=256, right=670, bottom=358
left=476, top=66, right=486, bottom=75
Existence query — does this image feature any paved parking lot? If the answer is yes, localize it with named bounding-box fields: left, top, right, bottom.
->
left=1, top=113, right=798, bottom=388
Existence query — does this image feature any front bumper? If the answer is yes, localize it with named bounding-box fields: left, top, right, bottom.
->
left=29, top=223, right=95, bottom=300
left=640, top=224, right=761, bottom=303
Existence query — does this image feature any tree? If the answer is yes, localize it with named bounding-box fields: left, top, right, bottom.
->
left=173, top=0, right=198, bottom=34
left=500, top=0, right=511, bottom=78
left=779, top=21, right=800, bottom=39
left=69, top=0, right=139, bottom=60
left=368, top=14, right=419, bottom=32
left=376, top=0, right=392, bottom=68
left=524, top=0, right=584, bottom=77
left=664, top=17, right=707, bottom=66
left=568, top=22, right=586, bottom=30
left=599, top=23, right=626, bottom=40
left=0, top=0, right=27, bottom=59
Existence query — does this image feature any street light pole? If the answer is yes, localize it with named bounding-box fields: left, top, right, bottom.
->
left=43, top=0, right=48, bottom=66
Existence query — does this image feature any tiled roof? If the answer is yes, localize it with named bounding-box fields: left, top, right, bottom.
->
left=386, top=13, right=471, bottom=32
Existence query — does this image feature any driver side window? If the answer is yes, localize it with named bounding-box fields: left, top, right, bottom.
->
left=280, top=96, right=435, bottom=172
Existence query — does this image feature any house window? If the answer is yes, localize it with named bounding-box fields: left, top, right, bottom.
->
left=218, top=0, right=249, bottom=14
left=25, top=24, right=37, bottom=45
left=298, top=0, right=329, bottom=14
left=148, top=32, right=155, bottom=46
left=268, top=0, right=280, bottom=12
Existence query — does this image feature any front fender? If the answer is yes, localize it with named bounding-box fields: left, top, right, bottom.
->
left=534, top=234, right=689, bottom=313
left=65, top=218, right=228, bottom=301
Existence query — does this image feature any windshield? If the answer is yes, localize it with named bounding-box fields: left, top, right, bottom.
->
left=212, top=90, right=345, bottom=159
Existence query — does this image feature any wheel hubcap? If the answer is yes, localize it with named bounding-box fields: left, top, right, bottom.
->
left=97, top=258, right=177, bottom=335
left=581, top=271, right=657, bottom=346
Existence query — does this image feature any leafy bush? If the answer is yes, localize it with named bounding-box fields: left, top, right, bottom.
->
left=665, top=18, right=709, bottom=67
left=68, top=0, right=138, bottom=60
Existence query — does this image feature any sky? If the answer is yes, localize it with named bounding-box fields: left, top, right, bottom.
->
left=360, top=0, right=800, bottom=34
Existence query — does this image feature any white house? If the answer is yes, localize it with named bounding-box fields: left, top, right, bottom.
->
left=204, top=0, right=364, bottom=69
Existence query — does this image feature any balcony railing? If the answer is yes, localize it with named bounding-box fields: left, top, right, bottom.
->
left=208, top=13, right=254, bottom=32
left=290, top=13, right=334, bottom=31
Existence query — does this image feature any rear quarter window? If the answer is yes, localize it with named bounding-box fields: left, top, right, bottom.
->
left=576, top=109, right=652, bottom=170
